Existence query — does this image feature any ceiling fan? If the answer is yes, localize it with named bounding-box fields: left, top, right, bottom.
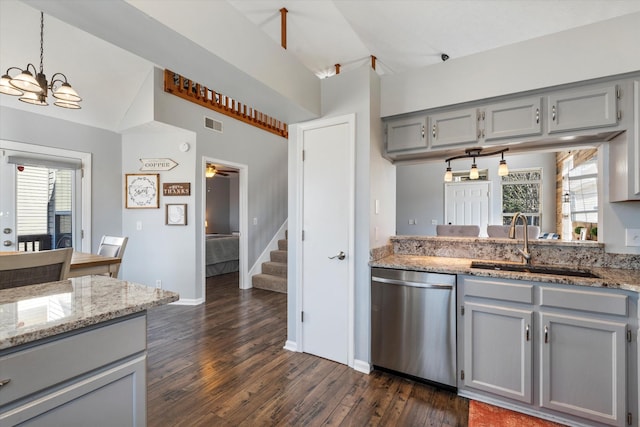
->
left=205, top=163, right=238, bottom=178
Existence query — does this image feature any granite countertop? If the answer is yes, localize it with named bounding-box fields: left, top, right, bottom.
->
left=0, top=275, right=179, bottom=350
left=371, top=254, right=640, bottom=294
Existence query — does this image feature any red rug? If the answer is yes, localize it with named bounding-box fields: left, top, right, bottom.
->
left=469, top=400, right=566, bottom=427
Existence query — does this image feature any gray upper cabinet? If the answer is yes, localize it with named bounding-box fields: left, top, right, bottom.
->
left=385, top=115, right=427, bottom=152
left=483, top=97, right=543, bottom=141
left=430, top=108, right=478, bottom=148
left=547, top=84, right=618, bottom=133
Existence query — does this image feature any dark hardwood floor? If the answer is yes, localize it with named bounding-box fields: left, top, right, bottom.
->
left=146, top=273, right=469, bottom=426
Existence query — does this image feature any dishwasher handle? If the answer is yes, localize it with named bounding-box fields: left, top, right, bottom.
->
left=371, top=276, right=453, bottom=290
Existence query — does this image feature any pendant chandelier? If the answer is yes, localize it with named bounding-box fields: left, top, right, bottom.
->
left=443, top=147, right=509, bottom=182
left=0, top=12, right=82, bottom=109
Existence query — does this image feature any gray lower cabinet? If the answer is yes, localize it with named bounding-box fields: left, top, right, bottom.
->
left=458, top=275, right=637, bottom=427
left=463, top=302, right=533, bottom=403
left=547, top=84, right=619, bottom=133
left=430, top=107, right=479, bottom=148
left=0, top=314, right=147, bottom=427
left=385, top=115, right=428, bottom=153
left=539, top=312, right=626, bottom=426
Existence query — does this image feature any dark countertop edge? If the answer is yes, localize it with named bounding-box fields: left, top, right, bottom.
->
left=370, top=255, right=640, bottom=294
left=0, top=293, right=179, bottom=351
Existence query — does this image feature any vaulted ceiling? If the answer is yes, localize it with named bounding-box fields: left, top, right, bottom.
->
left=1, top=0, right=639, bottom=131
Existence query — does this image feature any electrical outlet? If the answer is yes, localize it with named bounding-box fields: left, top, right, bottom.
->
left=626, top=228, right=640, bottom=247
left=253, top=217, right=258, bottom=225
left=431, top=219, right=437, bottom=225
left=408, top=219, right=414, bottom=225
left=155, top=280, right=162, bottom=289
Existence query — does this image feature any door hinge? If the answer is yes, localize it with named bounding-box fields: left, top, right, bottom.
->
left=628, top=412, right=632, bottom=425
left=301, top=311, right=304, bottom=322
left=460, top=305, right=465, bottom=316
left=618, top=110, right=622, bottom=121
left=460, top=370, right=465, bottom=380
left=628, top=329, right=633, bottom=343
left=81, top=168, right=85, bottom=178
left=617, top=87, right=621, bottom=99
left=302, top=150, right=305, bottom=161
left=302, top=230, right=305, bottom=241
left=81, top=230, right=84, bottom=239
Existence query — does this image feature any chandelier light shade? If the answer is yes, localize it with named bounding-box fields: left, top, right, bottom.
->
left=0, top=12, right=81, bottom=109
left=443, top=147, right=509, bottom=181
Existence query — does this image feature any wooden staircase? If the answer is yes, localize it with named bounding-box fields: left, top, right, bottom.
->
left=252, top=236, right=287, bottom=293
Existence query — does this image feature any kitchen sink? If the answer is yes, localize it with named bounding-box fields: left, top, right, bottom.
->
left=470, top=261, right=600, bottom=279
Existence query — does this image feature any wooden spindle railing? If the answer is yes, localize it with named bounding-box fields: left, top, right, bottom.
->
left=163, top=69, right=288, bottom=138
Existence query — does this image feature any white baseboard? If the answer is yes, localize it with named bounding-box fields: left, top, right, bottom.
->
left=170, top=298, right=205, bottom=306
left=283, top=340, right=298, bottom=352
left=353, top=359, right=371, bottom=374
left=248, top=219, right=288, bottom=279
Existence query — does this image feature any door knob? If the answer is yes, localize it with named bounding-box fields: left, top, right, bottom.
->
left=328, top=251, right=346, bottom=260
left=3, top=240, right=13, bottom=247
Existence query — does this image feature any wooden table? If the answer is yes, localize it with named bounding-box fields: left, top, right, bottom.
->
left=68, top=252, right=121, bottom=278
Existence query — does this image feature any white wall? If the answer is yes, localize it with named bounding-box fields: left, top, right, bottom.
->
left=287, top=64, right=394, bottom=364
left=381, top=12, right=640, bottom=117
left=121, top=123, right=197, bottom=298
left=0, top=106, right=122, bottom=251
left=396, top=152, right=556, bottom=236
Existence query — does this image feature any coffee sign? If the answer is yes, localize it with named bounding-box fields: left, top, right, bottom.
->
left=139, top=158, right=178, bottom=171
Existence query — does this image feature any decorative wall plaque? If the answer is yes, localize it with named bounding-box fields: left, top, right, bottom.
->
left=163, top=182, right=191, bottom=196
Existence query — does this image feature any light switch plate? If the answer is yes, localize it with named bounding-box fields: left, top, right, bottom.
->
left=625, top=228, right=640, bottom=247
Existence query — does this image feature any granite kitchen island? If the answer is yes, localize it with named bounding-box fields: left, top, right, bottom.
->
left=0, top=275, right=178, bottom=427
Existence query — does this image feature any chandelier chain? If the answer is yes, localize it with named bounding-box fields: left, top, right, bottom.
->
left=39, top=11, right=44, bottom=73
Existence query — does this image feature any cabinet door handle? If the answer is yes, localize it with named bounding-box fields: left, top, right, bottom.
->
left=421, top=125, right=425, bottom=138
left=535, top=108, right=539, bottom=124
left=544, top=325, right=549, bottom=343
left=0, top=378, right=11, bottom=388
left=432, top=124, right=437, bottom=139
left=552, top=105, right=556, bottom=121
left=525, top=324, right=530, bottom=341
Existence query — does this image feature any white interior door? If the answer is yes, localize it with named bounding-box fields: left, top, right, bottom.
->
left=444, top=182, right=490, bottom=236
left=300, top=116, right=354, bottom=365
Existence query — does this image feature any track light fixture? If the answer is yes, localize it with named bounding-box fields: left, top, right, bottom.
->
left=0, top=12, right=81, bottom=109
left=443, top=147, right=509, bottom=181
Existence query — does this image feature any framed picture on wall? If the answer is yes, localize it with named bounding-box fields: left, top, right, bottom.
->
left=166, top=203, right=187, bottom=225
left=125, top=173, right=160, bottom=208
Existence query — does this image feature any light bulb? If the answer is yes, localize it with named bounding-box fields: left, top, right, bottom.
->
left=469, top=163, right=479, bottom=180
left=444, top=165, right=453, bottom=182
left=498, top=159, right=509, bottom=176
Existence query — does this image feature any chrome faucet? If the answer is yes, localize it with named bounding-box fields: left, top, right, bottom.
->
left=509, top=212, right=531, bottom=265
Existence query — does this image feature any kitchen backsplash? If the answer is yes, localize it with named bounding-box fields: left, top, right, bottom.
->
left=385, top=236, right=640, bottom=270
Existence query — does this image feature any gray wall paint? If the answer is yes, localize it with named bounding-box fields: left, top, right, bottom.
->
left=121, top=124, right=197, bottom=296
left=206, top=177, right=235, bottom=234
left=0, top=106, right=122, bottom=251
left=152, top=68, right=288, bottom=292
left=229, top=176, right=239, bottom=232
left=396, top=152, right=557, bottom=236
left=288, top=64, right=393, bottom=364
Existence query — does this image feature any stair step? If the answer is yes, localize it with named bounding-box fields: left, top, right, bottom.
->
left=252, top=274, right=287, bottom=293
left=270, top=250, right=287, bottom=263
left=262, top=261, right=287, bottom=278
left=278, top=239, right=288, bottom=251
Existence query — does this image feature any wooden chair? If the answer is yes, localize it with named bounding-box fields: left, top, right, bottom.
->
left=97, top=236, right=128, bottom=278
left=0, top=248, right=73, bottom=290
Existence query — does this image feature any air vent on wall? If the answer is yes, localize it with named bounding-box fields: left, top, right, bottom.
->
left=204, top=116, right=223, bottom=133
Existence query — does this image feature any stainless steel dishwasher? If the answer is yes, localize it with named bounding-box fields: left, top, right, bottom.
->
left=371, top=267, right=457, bottom=389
